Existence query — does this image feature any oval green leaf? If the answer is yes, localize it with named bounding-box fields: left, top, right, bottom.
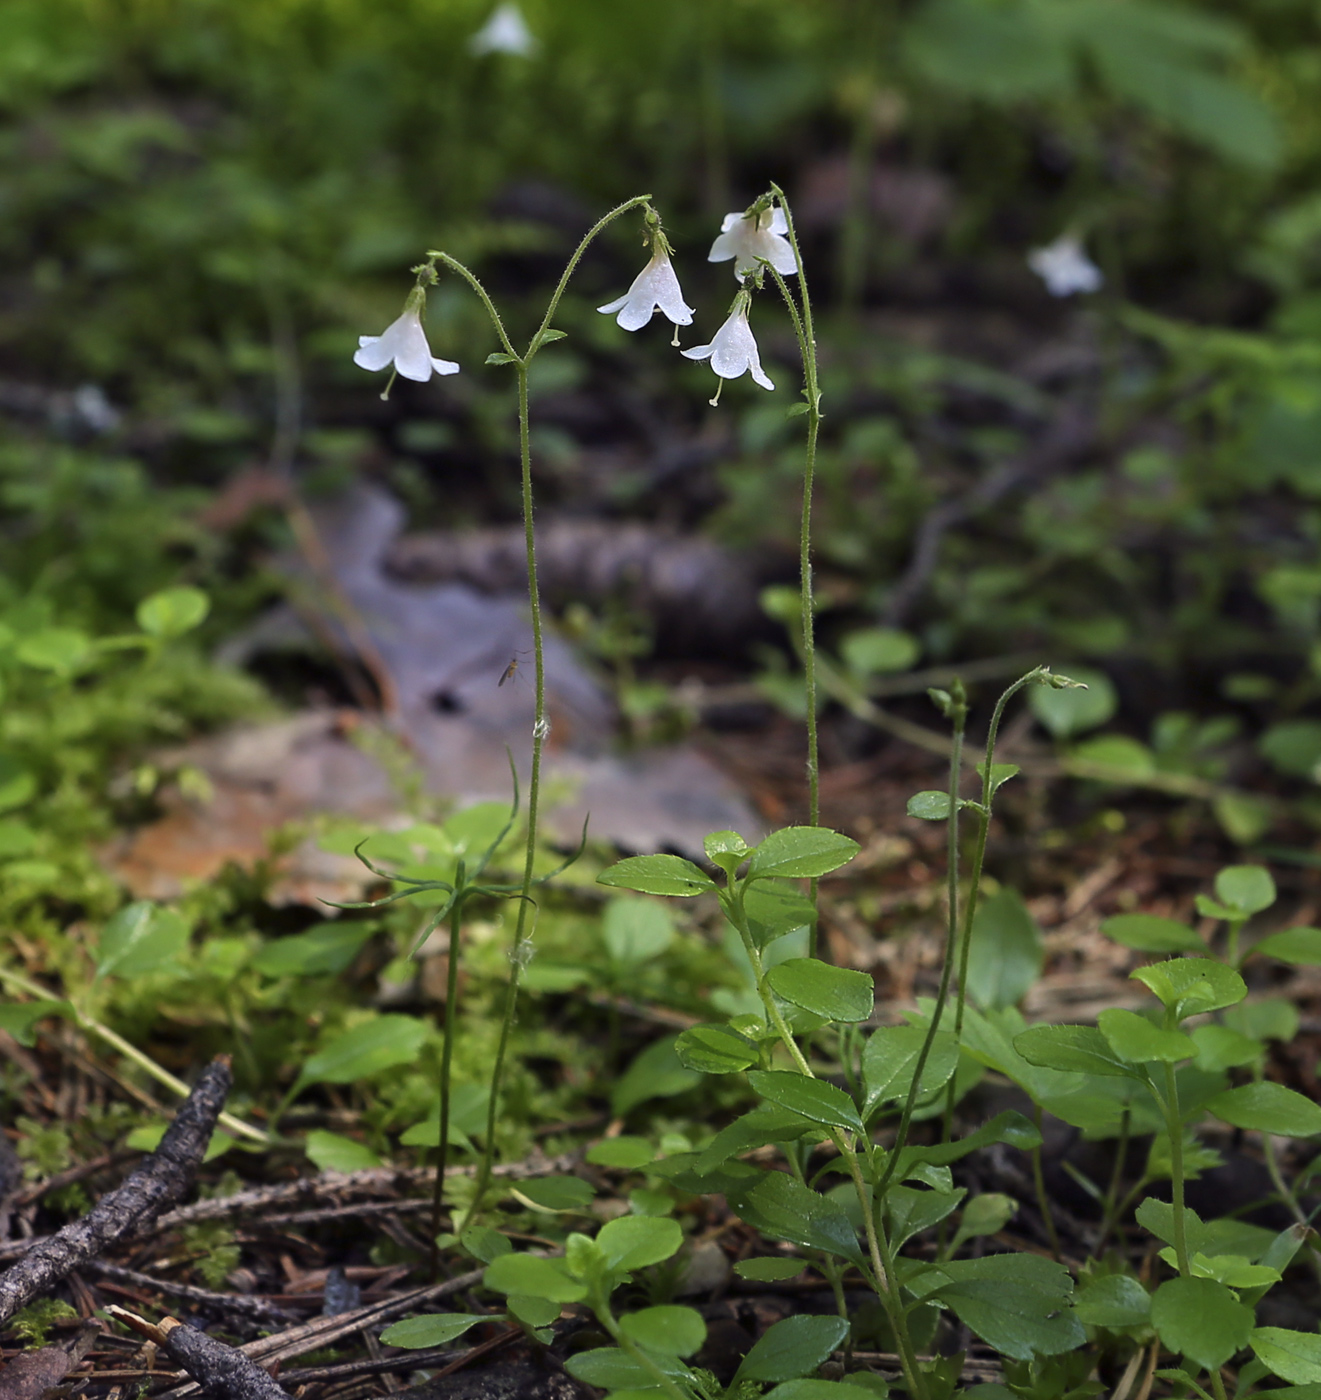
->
left=746, top=827, right=860, bottom=880
left=597, top=854, right=716, bottom=897
left=1150, top=1277, right=1253, bottom=1370
left=1252, top=927, right=1321, bottom=966
left=1101, top=914, right=1205, bottom=954
left=1098, top=1009, right=1196, bottom=1064
left=619, top=1305, right=707, bottom=1357
left=482, top=1253, right=587, bottom=1303
left=1206, top=1082, right=1321, bottom=1137
left=676, top=1024, right=759, bottom=1075
left=764, top=959, right=874, bottom=1023
left=379, top=1314, right=482, bottom=1349
left=748, top=1071, right=864, bottom=1135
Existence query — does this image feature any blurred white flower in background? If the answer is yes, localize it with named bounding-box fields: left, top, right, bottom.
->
left=708, top=206, right=796, bottom=279
left=469, top=3, right=538, bottom=57
left=598, top=250, right=694, bottom=333
left=354, top=300, right=459, bottom=383
left=683, top=292, right=774, bottom=398
left=1028, top=234, right=1103, bottom=297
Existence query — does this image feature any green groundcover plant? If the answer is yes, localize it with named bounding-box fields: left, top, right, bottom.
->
left=6, top=180, right=1321, bottom=1400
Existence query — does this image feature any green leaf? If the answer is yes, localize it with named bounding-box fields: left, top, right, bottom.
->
left=136, top=586, right=210, bottom=639
left=483, top=1254, right=587, bottom=1302
left=293, top=1015, right=428, bottom=1095
left=1131, top=958, right=1246, bottom=1018
left=1191, top=1024, right=1263, bottom=1072
left=1224, top=997, right=1299, bottom=1043
left=948, top=1193, right=1017, bottom=1254
left=95, top=901, right=190, bottom=981
left=765, top=959, right=874, bottom=1023
left=611, top=1035, right=701, bottom=1114
left=595, top=1215, right=684, bottom=1272
left=304, top=1130, right=382, bottom=1172
left=1214, top=791, right=1273, bottom=846
left=0, top=756, right=36, bottom=813
left=726, top=1171, right=867, bottom=1267
left=735, top=1258, right=806, bottom=1282
left=252, top=922, right=376, bottom=977
left=379, top=1314, right=482, bottom=1348
left=734, top=1314, right=850, bottom=1384
left=459, top=1225, right=512, bottom=1264
left=597, top=854, right=716, bottom=897
left=1101, top=914, right=1205, bottom=954
left=907, top=790, right=953, bottom=820
left=744, top=882, right=818, bottom=951
left=1150, top=1277, right=1253, bottom=1370
left=566, top=1346, right=694, bottom=1390
left=861, top=1026, right=959, bottom=1116
left=1098, top=1008, right=1196, bottom=1064
left=1029, top=666, right=1117, bottom=738
left=506, top=1294, right=559, bottom=1329
left=619, top=1305, right=706, bottom=1357
left=762, top=1383, right=885, bottom=1400
left=747, top=827, right=860, bottom=880
left=747, top=1071, right=864, bottom=1135
left=16, top=627, right=92, bottom=676
left=904, top=0, right=1072, bottom=102
left=705, top=830, right=750, bottom=874
left=695, top=1105, right=821, bottom=1174
left=1214, top=864, right=1276, bottom=915
left=1251, top=1329, right=1321, bottom=1384
left=603, top=898, right=675, bottom=966
left=887, top=1184, right=966, bottom=1250
left=1074, top=1274, right=1151, bottom=1329
left=1206, top=1082, right=1321, bottom=1137
left=1014, top=1024, right=1140, bottom=1078
left=511, top=1176, right=595, bottom=1213
left=534, top=328, right=568, bottom=346
left=0, top=1000, right=70, bottom=1047
left=1068, top=735, right=1156, bottom=779
left=676, top=1023, right=760, bottom=1075
left=584, top=1136, right=656, bottom=1170
left=924, top=1254, right=1083, bottom=1360
left=889, top=1110, right=1041, bottom=1180
left=1252, top=927, right=1321, bottom=965
left=976, top=762, right=1021, bottom=797
left=485, top=352, right=518, bottom=365
left=966, top=888, right=1043, bottom=1011
left=840, top=628, right=920, bottom=676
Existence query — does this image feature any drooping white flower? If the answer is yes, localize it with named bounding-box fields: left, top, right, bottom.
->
left=597, top=251, right=694, bottom=333
left=469, top=2, right=537, bottom=57
left=682, top=291, right=774, bottom=397
left=1028, top=234, right=1103, bottom=297
left=708, top=205, right=797, bottom=279
left=354, top=295, right=459, bottom=383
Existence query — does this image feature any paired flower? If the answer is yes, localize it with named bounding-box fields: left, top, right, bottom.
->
left=682, top=287, right=774, bottom=400
left=354, top=288, right=459, bottom=384
left=469, top=2, right=537, bottom=57
left=1028, top=234, right=1103, bottom=297
left=708, top=205, right=796, bottom=279
left=597, top=224, right=694, bottom=337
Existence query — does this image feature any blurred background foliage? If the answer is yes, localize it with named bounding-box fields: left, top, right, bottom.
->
left=5, top=0, right=1321, bottom=855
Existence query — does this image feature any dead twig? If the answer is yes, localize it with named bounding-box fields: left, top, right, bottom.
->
left=0, top=1058, right=232, bottom=1326
left=85, top=1261, right=296, bottom=1330
left=108, top=1308, right=286, bottom=1400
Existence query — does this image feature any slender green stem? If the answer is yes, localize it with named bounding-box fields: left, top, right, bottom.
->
left=1096, top=1107, right=1132, bottom=1254
left=767, top=195, right=823, bottom=902
left=1160, top=1063, right=1192, bottom=1275
left=532, top=195, right=652, bottom=346
left=1209, top=1367, right=1230, bottom=1400
left=1032, top=1102, right=1062, bottom=1260
left=877, top=696, right=966, bottom=1193
left=1227, top=917, right=1245, bottom=968
left=471, top=364, right=544, bottom=1220
left=953, top=668, right=1044, bottom=1041
left=595, top=1294, right=695, bottom=1400
left=428, top=899, right=464, bottom=1277
left=425, top=254, right=519, bottom=361
left=0, top=967, right=269, bottom=1144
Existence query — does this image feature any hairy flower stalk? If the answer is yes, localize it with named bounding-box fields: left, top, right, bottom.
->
left=597, top=214, right=693, bottom=344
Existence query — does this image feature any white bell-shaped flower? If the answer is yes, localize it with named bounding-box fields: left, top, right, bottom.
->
left=682, top=292, right=774, bottom=393
left=708, top=206, right=796, bottom=279
left=597, top=251, right=694, bottom=332
left=1028, top=234, right=1103, bottom=297
left=469, top=2, right=537, bottom=57
left=354, top=296, right=459, bottom=383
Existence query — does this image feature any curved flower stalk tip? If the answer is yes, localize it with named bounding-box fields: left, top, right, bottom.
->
left=354, top=290, right=460, bottom=383
left=683, top=288, right=774, bottom=399
left=469, top=2, right=537, bottom=57
left=597, top=239, right=694, bottom=334
left=709, top=205, right=796, bottom=279
left=1028, top=233, right=1103, bottom=297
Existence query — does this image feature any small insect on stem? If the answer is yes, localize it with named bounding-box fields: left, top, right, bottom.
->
left=498, top=650, right=530, bottom=687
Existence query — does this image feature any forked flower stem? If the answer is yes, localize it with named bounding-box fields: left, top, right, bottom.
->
left=432, top=197, right=653, bottom=1219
